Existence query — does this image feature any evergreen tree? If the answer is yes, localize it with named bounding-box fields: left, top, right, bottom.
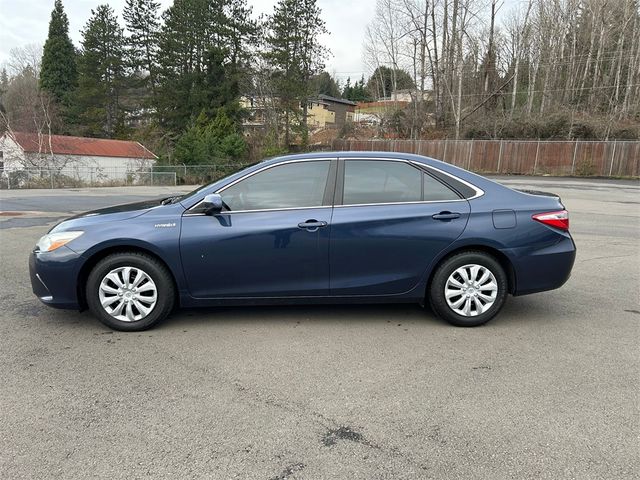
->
left=366, top=66, right=414, bottom=100
left=0, top=68, right=9, bottom=120
left=40, top=0, right=78, bottom=103
left=311, top=71, right=340, bottom=98
left=122, top=0, right=161, bottom=84
left=345, top=75, right=370, bottom=102
left=75, top=5, right=126, bottom=137
left=203, top=47, right=242, bottom=120
left=342, top=77, right=352, bottom=100
left=122, top=0, right=161, bottom=126
left=0, top=69, right=8, bottom=98
left=155, top=0, right=256, bottom=135
left=174, top=110, right=247, bottom=165
left=265, top=0, right=328, bottom=146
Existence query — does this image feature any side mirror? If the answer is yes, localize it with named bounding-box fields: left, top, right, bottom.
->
left=201, top=193, right=223, bottom=215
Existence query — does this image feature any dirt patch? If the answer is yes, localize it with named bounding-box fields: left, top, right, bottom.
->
left=268, top=463, right=305, bottom=480
left=322, top=426, right=373, bottom=448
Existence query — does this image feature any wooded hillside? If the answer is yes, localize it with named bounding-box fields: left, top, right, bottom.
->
left=0, top=0, right=638, bottom=167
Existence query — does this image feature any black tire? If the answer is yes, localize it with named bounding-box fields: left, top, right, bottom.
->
left=429, top=251, right=508, bottom=327
left=86, top=252, right=175, bottom=331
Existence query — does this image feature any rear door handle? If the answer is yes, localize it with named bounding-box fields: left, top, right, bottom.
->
left=298, top=220, right=328, bottom=230
left=432, top=212, right=461, bottom=220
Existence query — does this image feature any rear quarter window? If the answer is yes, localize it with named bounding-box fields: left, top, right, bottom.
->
left=422, top=167, right=477, bottom=199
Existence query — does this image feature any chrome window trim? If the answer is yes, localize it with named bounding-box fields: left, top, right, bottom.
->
left=185, top=158, right=334, bottom=215
left=184, top=205, right=331, bottom=216
left=334, top=199, right=468, bottom=209
left=336, top=156, right=485, bottom=207
left=184, top=155, right=485, bottom=215
left=410, top=161, right=485, bottom=200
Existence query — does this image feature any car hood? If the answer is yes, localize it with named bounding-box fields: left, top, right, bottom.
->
left=50, top=199, right=165, bottom=232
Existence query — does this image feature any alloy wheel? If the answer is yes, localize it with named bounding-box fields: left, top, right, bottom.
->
left=444, top=264, right=498, bottom=317
left=98, top=266, right=158, bottom=322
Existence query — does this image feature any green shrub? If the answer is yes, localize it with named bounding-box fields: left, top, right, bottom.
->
left=173, top=109, right=248, bottom=165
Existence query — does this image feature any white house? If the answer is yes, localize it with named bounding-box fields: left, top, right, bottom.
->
left=0, top=131, right=157, bottom=183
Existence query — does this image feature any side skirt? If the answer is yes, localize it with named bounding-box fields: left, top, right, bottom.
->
left=179, top=293, right=424, bottom=308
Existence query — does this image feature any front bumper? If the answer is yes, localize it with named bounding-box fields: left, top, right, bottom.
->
left=29, top=246, right=83, bottom=309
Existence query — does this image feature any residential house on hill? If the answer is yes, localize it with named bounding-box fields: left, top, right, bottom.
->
left=242, top=94, right=357, bottom=130
left=307, top=99, right=336, bottom=127
left=316, top=94, right=356, bottom=128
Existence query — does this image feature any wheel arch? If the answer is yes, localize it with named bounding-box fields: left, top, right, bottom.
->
left=425, top=244, right=516, bottom=299
left=76, top=245, right=180, bottom=311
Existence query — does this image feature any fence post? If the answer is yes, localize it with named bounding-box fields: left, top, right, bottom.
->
left=533, top=139, right=540, bottom=175
left=571, top=141, right=578, bottom=175
left=443, top=140, right=448, bottom=163
left=497, top=140, right=503, bottom=173
left=609, top=140, right=617, bottom=177
left=50, top=170, right=54, bottom=189
left=467, top=141, right=473, bottom=170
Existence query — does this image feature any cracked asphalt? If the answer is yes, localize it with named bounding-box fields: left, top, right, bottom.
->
left=0, top=177, right=638, bottom=479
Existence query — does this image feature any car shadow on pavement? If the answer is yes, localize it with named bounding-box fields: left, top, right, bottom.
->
left=33, top=296, right=556, bottom=332
left=166, top=303, right=437, bottom=329
left=158, top=297, right=554, bottom=331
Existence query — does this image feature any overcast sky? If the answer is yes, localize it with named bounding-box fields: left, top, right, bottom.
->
left=0, top=0, right=374, bottom=83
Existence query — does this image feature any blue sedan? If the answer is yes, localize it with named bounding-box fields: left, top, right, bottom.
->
left=29, top=152, right=576, bottom=330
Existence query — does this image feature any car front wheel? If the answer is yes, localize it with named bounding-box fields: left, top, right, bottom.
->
left=429, top=251, right=508, bottom=327
left=86, top=252, right=175, bottom=331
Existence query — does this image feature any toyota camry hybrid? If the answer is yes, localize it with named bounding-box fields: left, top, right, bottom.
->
left=29, top=152, right=576, bottom=331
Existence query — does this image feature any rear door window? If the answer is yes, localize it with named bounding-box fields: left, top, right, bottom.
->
left=343, top=160, right=422, bottom=205
left=342, top=160, right=460, bottom=205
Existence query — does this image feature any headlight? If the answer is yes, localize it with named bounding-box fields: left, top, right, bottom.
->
left=36, top=231, right=84, bottom=252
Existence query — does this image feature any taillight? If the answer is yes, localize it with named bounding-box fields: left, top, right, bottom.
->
left=532, top=210, right=569, bottom=231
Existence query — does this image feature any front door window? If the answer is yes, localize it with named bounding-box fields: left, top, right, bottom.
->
left=221, top=161, right=331, bottom=211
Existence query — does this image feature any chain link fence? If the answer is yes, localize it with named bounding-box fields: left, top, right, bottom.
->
left=0, top=164, right=251, bottom=190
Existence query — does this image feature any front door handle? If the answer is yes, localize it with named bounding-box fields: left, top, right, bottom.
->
left=432, top=212, right=461, bottom=220
left=298, top=220, right=328, bottom=231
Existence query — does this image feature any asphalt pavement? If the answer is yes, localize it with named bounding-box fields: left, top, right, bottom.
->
left=0, top=177, right=638, bottom=479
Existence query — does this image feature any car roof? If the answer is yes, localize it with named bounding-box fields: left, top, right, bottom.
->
left=261, top=151, right=473, bottom=180
left=262, top=151, right=451, bottom=168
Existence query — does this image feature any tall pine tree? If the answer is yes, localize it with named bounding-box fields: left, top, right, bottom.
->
left=343, top=75, right=370, bottom=102
left=311, top=71, right=340, bottom=98
left=122, top=0, right=161, bottom=126
left=40, top=0, right=77, bottom=104
left=265, top=0, right=328, bottom=146
left=0, top=68, right=9, bottom=121
left=75, top=5, right=126, bottom=137
left=155, top=0, right=256, bottom=135
left=123, top=0, right=160, bottom=85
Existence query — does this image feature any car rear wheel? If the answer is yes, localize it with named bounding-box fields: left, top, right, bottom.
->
left=86, top=252, right=175, bottom=331
left=429, top=251, right=508, bottom=327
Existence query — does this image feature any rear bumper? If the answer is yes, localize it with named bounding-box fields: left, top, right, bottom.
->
left=506, top=234, right=576, bottom=296
left=29, top=247, right=82, bottom=309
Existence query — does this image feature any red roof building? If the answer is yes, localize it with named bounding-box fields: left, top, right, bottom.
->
left=0, top=132, right=159, bottom=185
left=6, top=132, right=157, bottom=160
